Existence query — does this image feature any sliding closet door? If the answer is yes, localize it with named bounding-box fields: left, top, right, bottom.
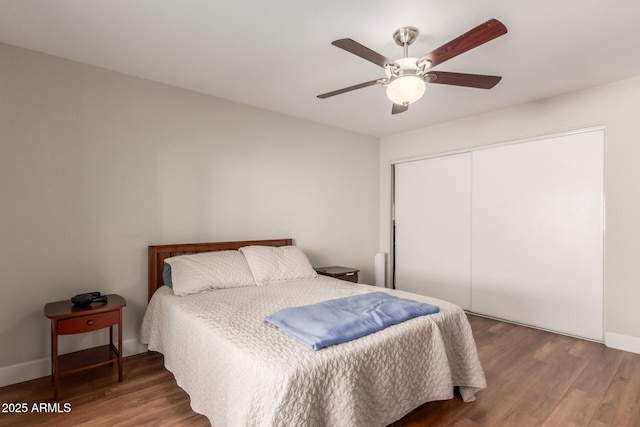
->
left=471, top=130, right=604, bottom=340
left=394, top=153, right=471, bottom=309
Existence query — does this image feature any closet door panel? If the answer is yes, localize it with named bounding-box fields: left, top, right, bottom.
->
left=471, top=130, right=604, bottom=340
left=394, top=153, right=472, bottom=309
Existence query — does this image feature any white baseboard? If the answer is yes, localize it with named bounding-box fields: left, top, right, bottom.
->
left=0, top=357, right=50, bottom=388
left=0, top=338, right=148, bottom=388
left=605, top=332, right=640, bottom=355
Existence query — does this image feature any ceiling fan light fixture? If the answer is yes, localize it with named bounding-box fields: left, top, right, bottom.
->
left=386, top=75, right=426, bottom=105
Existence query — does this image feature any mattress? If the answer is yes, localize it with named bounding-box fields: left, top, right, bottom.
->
left=140, top=276, right=486, bottom=426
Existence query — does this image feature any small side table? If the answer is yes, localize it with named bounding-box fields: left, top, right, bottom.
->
left=315, top=266, right=360, bottom=283
left=44, top=294, right=126, bottom=400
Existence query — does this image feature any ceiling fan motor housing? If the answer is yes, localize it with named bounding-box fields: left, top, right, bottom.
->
left=386, top=57, right=422, bottom=79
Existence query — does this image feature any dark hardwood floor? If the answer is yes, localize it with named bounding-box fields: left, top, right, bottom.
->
left=1, top=315, right=639, bottom=426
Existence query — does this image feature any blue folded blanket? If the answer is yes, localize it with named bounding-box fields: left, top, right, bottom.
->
left=264, top=292, right=439, bottom=351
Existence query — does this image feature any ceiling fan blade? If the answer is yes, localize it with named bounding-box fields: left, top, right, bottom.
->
left=317, top=79, right=381, bottom=99
left=429, top=71, right=502, bottom=89
left=418, top=19, right=507, bottom=69
left=332, top=38, right=399, bottom=69
left=392, top=103, right=409, bottom=115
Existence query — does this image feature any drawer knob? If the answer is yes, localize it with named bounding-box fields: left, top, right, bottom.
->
left=87, top=319, right=94, bottom=326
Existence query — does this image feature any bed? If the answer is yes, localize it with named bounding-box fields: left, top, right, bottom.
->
left=141, top=238, right=486, bottom=426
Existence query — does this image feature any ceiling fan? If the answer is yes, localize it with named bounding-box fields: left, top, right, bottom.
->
left=317, top=19, right=507, bottom=114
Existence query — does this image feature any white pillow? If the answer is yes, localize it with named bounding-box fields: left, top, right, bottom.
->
left=165, top=250, right=256, bottom=296
left=239, top=245, right=318, bottom=285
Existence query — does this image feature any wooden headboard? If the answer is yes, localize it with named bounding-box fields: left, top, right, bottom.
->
left=147, top=238, right=293, bottom=301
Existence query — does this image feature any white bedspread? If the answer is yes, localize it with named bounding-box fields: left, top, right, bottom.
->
left=140, top=277, right=486, bottom=426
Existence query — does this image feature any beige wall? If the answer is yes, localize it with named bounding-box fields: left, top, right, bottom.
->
left=0, top=43, right=379, bottom=368
left=380, top=75, right=640, bottom=342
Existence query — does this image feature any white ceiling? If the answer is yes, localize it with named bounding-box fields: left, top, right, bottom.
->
left=2, top=1, right=640, bottom=137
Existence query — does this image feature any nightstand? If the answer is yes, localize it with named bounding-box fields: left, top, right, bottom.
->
left=44, top=294, right=126, bottom=400
left=315, top=266, right=359, bottom=283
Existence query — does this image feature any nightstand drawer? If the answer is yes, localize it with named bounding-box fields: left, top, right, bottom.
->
left=58, top=311, right=119, bottom=335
